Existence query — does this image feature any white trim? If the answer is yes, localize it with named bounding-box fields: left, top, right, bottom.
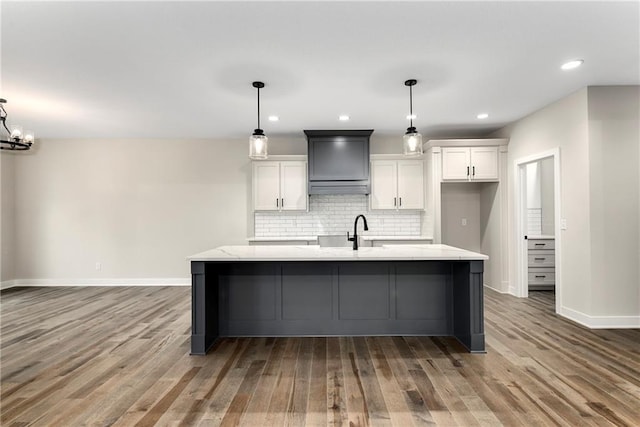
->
left=370, top=153, right=424, bottom=161
left=484, top=283, right=508, bottom=294
left=1, top=278, right=190, bottom=288
left=559, top=306, right=640, bottom=329
left=513, top=148, right=562, bottom=313
left=252, top=154, right=306, bottom=162
left=0, top=280, right=19, bottom=290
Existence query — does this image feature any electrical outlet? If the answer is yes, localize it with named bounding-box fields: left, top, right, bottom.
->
left=461, top=218, right=467, bottom=226
left=95, top=262, right=102, bottom=271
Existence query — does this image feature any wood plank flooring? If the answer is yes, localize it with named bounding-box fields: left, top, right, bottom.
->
left=1, top=286, right=638, bottom=426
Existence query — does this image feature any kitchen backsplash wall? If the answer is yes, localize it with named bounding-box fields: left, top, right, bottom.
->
left=254, top=194, right=422, bottom=237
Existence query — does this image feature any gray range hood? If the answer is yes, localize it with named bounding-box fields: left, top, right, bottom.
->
left=305, top=129, right=373, bottom=195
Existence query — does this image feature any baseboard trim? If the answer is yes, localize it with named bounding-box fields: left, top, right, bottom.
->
left=1, top=278, right=190, bottom=289
left=483, top=283, right=508, bottom=294
left=0, top=280, right=19, bottom=290
left=558, top=306, right=640, bottom=329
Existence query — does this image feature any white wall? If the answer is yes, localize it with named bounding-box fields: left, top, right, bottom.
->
left=10, top=138, right=253, bottom=282
left=0, top=153, right=16, bottom=284
left=540, top=157, right=555, bottom=235
left=587, top=86, right=640, bottom=318
left=494, top=88, right=592, bottom=314
left=494, top=85, right=640, bottom=326
left=441, top=183, right=482, bottom=253
left=2, top=133, right=419, bottom=284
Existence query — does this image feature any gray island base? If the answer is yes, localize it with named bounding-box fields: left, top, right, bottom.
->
left=188, top=245, right=487, bottom=355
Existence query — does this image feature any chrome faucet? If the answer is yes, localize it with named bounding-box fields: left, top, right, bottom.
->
left=347, top=214, right=368, bottom=250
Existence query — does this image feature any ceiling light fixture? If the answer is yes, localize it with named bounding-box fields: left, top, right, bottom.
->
left=339, top=115, right=350, bottom=121
left=477, top=113, right=489, bottom=119
left=403, top=79, right=422, bottom=156
left=561, top=59, right=584, bottom=70
left=268, top=115, right=279, bottom=122
left=0, top=99, right=35, bottom=151
left=249, top=81, right=268, bottom=159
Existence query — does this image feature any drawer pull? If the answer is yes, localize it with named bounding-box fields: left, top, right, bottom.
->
left=534, top=257, right=546, bottom=261
left=535, top=275, right=546, bottom=278
left=534, top=243, right=546, bottom=246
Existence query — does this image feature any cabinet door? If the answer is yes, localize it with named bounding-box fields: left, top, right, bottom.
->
left=280, top=161, right=308, bottom=211
left=370, top=160, right=398, bottom=210
left=470, top=147, right=498, bottom=181
left=253, top=161, right=280, bottom=211
left=397, top=160, right=424, bottom=210
left=442, top=147, right=471, bottom=180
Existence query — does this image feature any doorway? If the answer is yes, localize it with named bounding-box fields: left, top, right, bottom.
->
left=515, top=148, right=562, bottom=313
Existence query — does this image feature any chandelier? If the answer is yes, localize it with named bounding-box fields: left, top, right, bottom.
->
left=0, top=99, right=35, bottom=151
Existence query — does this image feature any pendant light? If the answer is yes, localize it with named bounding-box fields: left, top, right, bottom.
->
left=403, top=79, right=423, bottom=156
left=249, top=81, right=268, bottom=159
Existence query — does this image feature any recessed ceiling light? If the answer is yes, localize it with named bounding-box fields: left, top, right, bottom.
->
left=406, top=114, right=417, bottom=120
left=339, top=115, right=350, bottom=121
left=477, top=113, right=489, bottom=119
left=268, top=115, right=279, bottom=122
left=561, top=59, right=584, bottom=70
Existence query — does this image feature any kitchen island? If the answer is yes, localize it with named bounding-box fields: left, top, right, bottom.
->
left=188, top=244, right=488, bottom=355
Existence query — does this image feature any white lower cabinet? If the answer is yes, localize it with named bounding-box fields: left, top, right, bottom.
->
left=253, top=160, right=307, bottom=211
left=370, top=159, right=424, bottom=210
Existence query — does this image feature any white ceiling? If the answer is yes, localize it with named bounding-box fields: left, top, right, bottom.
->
left=2, top=1, right=639, bottom=140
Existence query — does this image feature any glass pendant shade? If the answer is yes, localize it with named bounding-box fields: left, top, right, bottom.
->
left=403, top=128, right=423, bottom=156
left=249, top=131, right=268, bottom=159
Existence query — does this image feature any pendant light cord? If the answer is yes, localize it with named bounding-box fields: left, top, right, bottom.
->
left=257, top=86, right=261, bottom=130
left=409, top=84, right=413, bottom=128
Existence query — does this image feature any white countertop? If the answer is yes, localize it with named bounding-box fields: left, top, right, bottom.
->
left=247, top=236, right=318, bottom=242
left=248, top=235, right=433, bottom=242
left=361, top=235, right=434, bottom=241
left=188, top=244, right=488, bottom=262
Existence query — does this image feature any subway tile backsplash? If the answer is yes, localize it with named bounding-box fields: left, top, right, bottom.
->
left=254, top=194, right=422, bottom=237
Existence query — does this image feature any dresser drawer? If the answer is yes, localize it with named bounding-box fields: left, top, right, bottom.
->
left=528, top=269, right=555, bottom=285
left=528, top=251, right=555, bottom=267
left=527, top=239, right=555, bottom=250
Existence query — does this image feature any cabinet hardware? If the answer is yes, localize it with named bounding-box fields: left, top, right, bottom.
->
left=534, top=243, right=545, bottom=246
left=399, top=197, right=402, bottom=207
left=276, top=198, right=279, bottom=207
left=472, top=166, right=475, bottom=176
left=535, top=275, right=546, bottom=278
left=467, top=166, right=470, bottom=176
left=394, top=197, right=397, bottom=207
left=534, top=257, right=545, bottom=261
left=281, top=198, right=284, bottom=207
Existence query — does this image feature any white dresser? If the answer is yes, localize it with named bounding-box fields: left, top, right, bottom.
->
left=528, top=236, right=555, bottom=290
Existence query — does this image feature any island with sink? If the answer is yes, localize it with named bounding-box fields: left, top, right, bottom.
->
left=188, top=244, right=488, bottom=355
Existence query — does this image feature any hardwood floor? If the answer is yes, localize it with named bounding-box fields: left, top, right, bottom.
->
left=1, top=286, right=638, bottom=426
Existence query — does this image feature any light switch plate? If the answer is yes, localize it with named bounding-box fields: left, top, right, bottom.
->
left=560, top=219, right=567, bottom=230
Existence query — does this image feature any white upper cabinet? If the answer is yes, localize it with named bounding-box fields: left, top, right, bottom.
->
left=442, top=146, right=498, bottom=181
left=371, top=159, right=424, bottom=210
left=253, top=160, right=307, bottom=211
left=397, top=160, right=425, bottom=209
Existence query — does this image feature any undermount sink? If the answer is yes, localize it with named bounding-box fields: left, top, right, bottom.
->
left=317, top=234, right=357, bottom=247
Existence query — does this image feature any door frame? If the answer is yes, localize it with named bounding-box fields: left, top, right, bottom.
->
left=514, top=148, right=562, bottom=311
